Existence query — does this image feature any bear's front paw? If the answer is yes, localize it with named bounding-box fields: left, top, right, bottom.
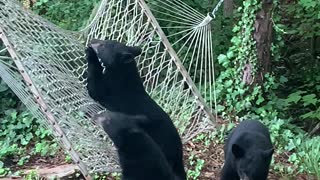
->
left=85, top=47, right=99, bottom=63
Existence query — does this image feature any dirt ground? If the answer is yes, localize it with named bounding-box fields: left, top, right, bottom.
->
left=8, top=149, right=67, bottom=172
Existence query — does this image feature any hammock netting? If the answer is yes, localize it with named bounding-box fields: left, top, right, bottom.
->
left=0, top=0, right=221, bottom=178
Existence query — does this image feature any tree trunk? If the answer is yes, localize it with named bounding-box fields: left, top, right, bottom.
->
left=223, top=0, right=234, bottom=17
left=253, top=1, right=273, bottom=84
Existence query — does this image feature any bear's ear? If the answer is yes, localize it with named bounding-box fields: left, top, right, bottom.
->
left=232, top=144, right=245, bottom=158
left=127, top=46, right=142, bottom=57
left=119, top=52, right=136, bottom=64
left=119, top=46, right=142, bottom=64
left=262, top=148, right=274, bottom=158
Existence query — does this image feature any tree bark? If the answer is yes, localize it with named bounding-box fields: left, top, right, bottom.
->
left=223, top=0, right=234, bottom=17
left=253, top=1, right=273, bottom=84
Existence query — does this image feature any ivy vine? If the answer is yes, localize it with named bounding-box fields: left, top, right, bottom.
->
left=215, top=0, right=265, bottom=119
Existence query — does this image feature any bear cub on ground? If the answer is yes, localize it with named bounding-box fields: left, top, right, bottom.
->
left=93, top=111, right=175, bottom=180
left=221, top=120, right=274, bottom=180
left=85, top=39, right=186, bottom=180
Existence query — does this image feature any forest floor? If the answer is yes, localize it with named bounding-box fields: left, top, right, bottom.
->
left=183, top=139, right=314, bottom=180
left=5, top=134, right=315, bottom=180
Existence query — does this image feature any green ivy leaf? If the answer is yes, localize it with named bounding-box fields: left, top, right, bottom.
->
left=217, top=54, right=230, bottom=67
left=286, top=139, right=296, bottom=151
left=18, top=156, right=30, bottom=166
left=256, top=95, right=265, bottom=105
left=300, top=111, right=314, bottom=119
left=225, top=80, right=234, bottom=87
left=302, top=94, right=317, bottom=106
left=25, top=133, right=34, bottom=142
left=0, top=168, right=5, bottom=176
left=216, top=105, right=225, bottom=112
left=232, top=25, right=240, bottom=33
left=279, top=76, right=288, bottom=83
left=35, top=143, right=43, bottom=153
left=231, top=36, right=241, bottom=46
left=20, top=138, right=29, bottom=145
left=289, top=152, right=298, bottom=161
left=285, top=29, right=299, bottom=34
left=286, top=91, right=306, bottom=104
left=10, top=111, right=17, bottom=120
left=226, top=51, right=234, bottom=59
left=299, top=0, right=317, bottom=9
left=15, top=122, right=24, bottom=129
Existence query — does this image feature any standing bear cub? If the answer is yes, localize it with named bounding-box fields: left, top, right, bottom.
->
left=93, top=111, right=176, bottom=180
left=85, top=39, right=186, bottom=180
left=221, top=120, right=274, bottom=180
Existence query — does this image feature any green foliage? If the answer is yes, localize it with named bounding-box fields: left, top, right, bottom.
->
left=267, top=118, right=307, bottom=158
left=210, top=123, right=236, bottom=143
left=284, top=90, right=320, bottom=121
left=0, top=109, right=58, bottom=176
left=31, top=0, right=101, bottom=31
left=93, top=172, right=121, bottom=180
left=296, top=136, right=320, bottom=178
left=64, top=154, right=72, bottom=163
left=284, top=0, right=320, bottom=38
left=175, top=0, right=213, bottom=13
left=0, top=163, right=10, bottom=178
left=187, top=154, right=205, bottom=180
left=24, top=170, right=41, bottom=180
left=215, top=0, right=265, bottom=118
left=271, top=0, right=320, bottom=130
left=193, top=133, right=212, bottom=147
left=0, top=79, right=58, bottom=176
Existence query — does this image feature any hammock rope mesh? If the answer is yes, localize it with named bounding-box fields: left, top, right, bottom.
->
left=147, top=0, right=224, bottom=115
left=0, top=0, right=221, bottom=178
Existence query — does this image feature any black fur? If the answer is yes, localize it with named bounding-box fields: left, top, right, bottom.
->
left=93, top=111, right=175, bottom=180
left=221, top=120, right=274, bottom=180
left=86, top=39, right=186, bottom=180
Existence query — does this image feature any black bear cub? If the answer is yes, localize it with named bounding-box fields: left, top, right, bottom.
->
left=86, top=39, right=186, bottom=180
left=93, top=111, right=175, bottom=180
left=221, top=120, right=274, bottom=180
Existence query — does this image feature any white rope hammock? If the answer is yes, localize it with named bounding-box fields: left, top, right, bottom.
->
left=0, top=0, right=223, bottom=178
left=147, top=0, right=224, bottom=117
